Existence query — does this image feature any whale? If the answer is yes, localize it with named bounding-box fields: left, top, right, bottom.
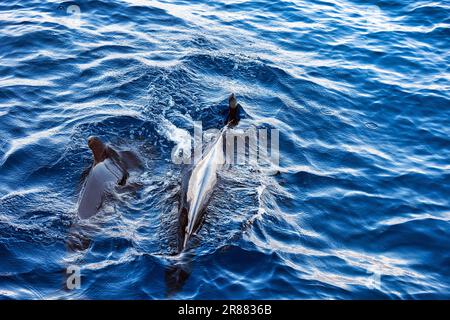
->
left=177, top=93, right=242, bottom=251
left=177, top=127, right=225, bottom=250
left=76, top=136, right=140, bottom=219
left=165, top=94, right=244, bottom=296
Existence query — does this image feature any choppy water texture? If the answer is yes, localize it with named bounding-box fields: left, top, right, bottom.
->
left=0, top=0, right=449, bottom=299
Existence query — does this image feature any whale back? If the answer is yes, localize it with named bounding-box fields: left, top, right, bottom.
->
left=179, top=128, right=226, bottom=250
left=77, top=158, right=123, bottom=219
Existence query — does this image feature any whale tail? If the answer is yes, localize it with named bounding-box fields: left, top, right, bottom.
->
left=165, top=252, right=193, bottom=297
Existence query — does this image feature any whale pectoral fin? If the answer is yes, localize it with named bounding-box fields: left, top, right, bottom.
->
left=78, top=165, right=92, bottom=187
left=119, top=151, right=142, bottom=170
left=118, top=171, right=128, bottom=186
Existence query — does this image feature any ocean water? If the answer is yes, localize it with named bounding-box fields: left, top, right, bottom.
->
left=0, top=0, right=449, bottom=299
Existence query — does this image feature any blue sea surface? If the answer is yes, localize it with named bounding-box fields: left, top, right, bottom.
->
left=0, top=0, right=449, bottom=299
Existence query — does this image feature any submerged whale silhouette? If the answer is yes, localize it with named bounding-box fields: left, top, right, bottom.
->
left=76, top=136, right=140, bottom=219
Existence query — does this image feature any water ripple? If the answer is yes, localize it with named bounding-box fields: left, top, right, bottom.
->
left=0, top=0, right=449, bottom=299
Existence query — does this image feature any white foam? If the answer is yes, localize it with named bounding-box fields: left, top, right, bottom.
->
left=158, top=117, right=192, bottom=162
